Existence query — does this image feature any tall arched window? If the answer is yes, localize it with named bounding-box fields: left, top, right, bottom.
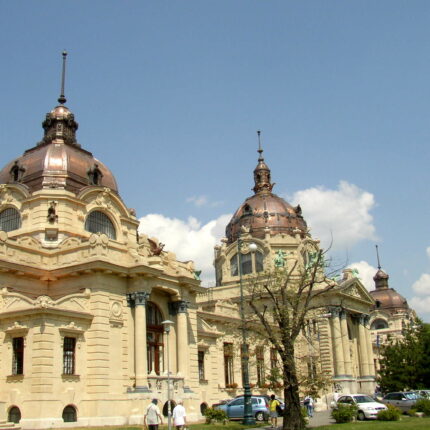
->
left=0, top=208, right=21, bottom=232
left=84, top=211, right=116, bottom=240
left=230, top=250, right=264, bottom=276
left=147, top=302, right=164, bottom=375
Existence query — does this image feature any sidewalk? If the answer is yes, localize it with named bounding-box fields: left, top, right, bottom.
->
left=258, top=410, right=334, bottom=429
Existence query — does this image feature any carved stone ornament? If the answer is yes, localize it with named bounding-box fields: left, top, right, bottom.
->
left=34, top=295, right=55, bottom=308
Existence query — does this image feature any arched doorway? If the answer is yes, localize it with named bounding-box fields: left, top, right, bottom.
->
left=62, top=405, right=77, bottom=422
left=8, top=406, right=21, bottom=423
left=163, top=400, right=177, bottom=417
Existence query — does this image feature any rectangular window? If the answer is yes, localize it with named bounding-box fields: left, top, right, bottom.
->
left=241, top=252, right=252, bottom=275
left=12, top=337, right=24, bottom=375
left=63, top=337, right=76, bottom=375
left=270, top=348, right=278, bottom=370
left=256, top=346, right=265, bottom=387
left=223, top=343, right=234, bottom=386
left=198, top=350, right=205, bottom=381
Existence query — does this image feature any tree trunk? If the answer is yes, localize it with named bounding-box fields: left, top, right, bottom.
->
left=282, top=361, right=305, bottom=430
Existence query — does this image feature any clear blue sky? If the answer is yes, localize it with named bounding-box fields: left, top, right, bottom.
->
left=1, top=1, right=429, bottom=320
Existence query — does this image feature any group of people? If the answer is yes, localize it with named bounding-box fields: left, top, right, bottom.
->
left=268, top=393, right=314, bottom=427
left=145, top=393, right=314, bottom=429
left=144, top=398, right=186, bottom=430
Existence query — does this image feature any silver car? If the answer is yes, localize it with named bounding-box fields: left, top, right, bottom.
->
left=381, top=391, right=421, bottom=412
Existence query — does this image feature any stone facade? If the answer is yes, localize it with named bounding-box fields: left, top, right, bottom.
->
left=0, top=75, right=379, bottom=427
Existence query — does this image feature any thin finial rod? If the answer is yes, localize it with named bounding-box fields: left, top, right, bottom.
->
left=375, top=244, right=381, bottom=269
left=257, top=130, right=263, bottom=161
left=58, top=51, right=68, bottom=104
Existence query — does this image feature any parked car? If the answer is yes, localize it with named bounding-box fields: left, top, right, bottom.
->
left=381, top=391, right=422, bottom=412
left=214, top=395, right=269, bottom=421
left=333, top=394, right=387, bottom=420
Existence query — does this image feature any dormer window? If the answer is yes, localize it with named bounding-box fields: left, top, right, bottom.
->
left=0, top=208, right=21, bottom=232
left=85, top=211, right=116, bottom=240
left=87, top=164, right=103, bottom=186
left=243, top=204, right=252, bottom=216
left=9, top=161, right=25, bottom=182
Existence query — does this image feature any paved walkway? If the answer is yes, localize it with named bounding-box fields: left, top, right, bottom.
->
left=257, top=410, right=334, bottom=429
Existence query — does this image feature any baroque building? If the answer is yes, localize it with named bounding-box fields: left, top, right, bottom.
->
left=0, top=57, right=379, bottom=428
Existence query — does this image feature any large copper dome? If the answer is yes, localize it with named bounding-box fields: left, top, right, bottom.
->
left=226, top=144, right=307, bottom=243
left=0, top=104, right=118, bottom=194
left=369, top=268, right=409, bottom=312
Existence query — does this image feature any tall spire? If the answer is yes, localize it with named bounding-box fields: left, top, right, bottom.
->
left=376, top=244, right=381, bottom=269
left=58, top=51, right=67, bottom=105
left=253, top=130, right=274, bottom=194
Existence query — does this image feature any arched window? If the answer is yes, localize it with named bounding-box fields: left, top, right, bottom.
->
left=62, top=405, right=77, bottom=422
left=0, top=208, right=21, bottom=232
left=200, top=402, right=208, bottom=415
left=85, top=211, right=116, bottom=240
left=8, top=406, right=21, bottom=423
left=162, top=400, right=176, bottom=417
left=147, top=302, right=164, bottom=375
left=230, top=250, right=264, bottom=277
left=371, top=318, right=389, bottom=330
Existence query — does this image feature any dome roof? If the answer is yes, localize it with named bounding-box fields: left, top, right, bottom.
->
left=369, top=264, right=409, bottom=312
left=0, top=104, right=118, bottom=194
left=226, top=137, right=307, bottom=243
left=370, top=288, right=409, bottom=312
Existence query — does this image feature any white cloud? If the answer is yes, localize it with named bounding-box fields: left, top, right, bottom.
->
left=347, top=261, right=377, bottom=291
left=291, top=181, right=376, bottom=250
left=412, top=273, right=430, bottom=295
left=409, top=296, right=430, bottom=319
left=186, top=195, right=222, bottom=208
left=138, top=213, right=231, bottom=285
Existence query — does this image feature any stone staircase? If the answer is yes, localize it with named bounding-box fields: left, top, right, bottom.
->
left=0, top=420, right=20, bottom=430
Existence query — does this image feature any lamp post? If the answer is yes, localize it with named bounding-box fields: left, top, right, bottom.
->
left=162, top=320, right=174, bottom=430
left=238, top=237, right=257, bottom=425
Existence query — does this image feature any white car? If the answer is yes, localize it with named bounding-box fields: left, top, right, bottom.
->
left=334, top=394, right=387, bottom=420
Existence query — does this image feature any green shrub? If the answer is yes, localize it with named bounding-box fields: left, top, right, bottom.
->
left=331, top=404, right=358, bottom=423
left=377, top=404, right=401, bottom=421
left=415, top=398, right=430, bottom=416
left=407, top=408, right=417, bottom=417
left=203, top=407, right=228, bottom=424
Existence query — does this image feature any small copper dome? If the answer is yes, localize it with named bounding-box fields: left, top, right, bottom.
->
left=0, top=104, right=118, bottom=194
left=226, top=142, right=307, bottom=243
left=369, top=265, right=409, bottom=312
left=370, top=288, right=409, bottom=312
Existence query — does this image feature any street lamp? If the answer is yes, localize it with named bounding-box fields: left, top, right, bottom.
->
left=162, top=319, right=174, bottom=430
left=238, top=237, right=257, bottom=425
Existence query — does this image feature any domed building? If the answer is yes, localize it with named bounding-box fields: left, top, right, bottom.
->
left=196, top=142, right=378, bottom=406
left=368, top=260, right=416, bottom=369
left=0, top=54, right=204, bottom=428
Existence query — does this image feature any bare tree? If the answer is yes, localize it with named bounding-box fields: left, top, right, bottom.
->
left=246, top=246, right=339, bottom=430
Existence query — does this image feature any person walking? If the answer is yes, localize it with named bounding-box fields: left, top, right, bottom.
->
left=172, top=399, right=187, bottom=430
left=144, top=399, right=163, bottom=430
left=304, top=395, right=314, bottom=418
left=269, top=394, right=280, bottom=428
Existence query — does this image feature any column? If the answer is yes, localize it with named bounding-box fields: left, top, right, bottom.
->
left=364, top=315, right=376, bottom=377
left=330, top=307, right=345, bottom=376
left=176, top=301, right=189, bottom=378
left=340, top=311, right=352, bottom=376
left=358, top=315, right=370, bottom=377
left=127, top=291, right=150, bottom=392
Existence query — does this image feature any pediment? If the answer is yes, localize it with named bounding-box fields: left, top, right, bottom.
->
left=338, top=278, right=374, bottom=304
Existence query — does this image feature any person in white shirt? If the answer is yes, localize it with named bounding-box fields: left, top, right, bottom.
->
left=172, top=399, right=187, bottom=430
left=144, top=399, right=163, bottom=430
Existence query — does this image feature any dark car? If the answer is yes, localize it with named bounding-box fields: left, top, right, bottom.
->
left=215, top=395, right=269, bottom=421
left=381, top=391, right=422, bottom=412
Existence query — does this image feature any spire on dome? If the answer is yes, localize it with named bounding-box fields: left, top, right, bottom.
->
left=37, top=51, right=79, bottom=147
left=58, top=51, right=67, bottom=105
left=253, top=130, right=274, bottom=194
left=373, top=244, right=389, bottom=289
